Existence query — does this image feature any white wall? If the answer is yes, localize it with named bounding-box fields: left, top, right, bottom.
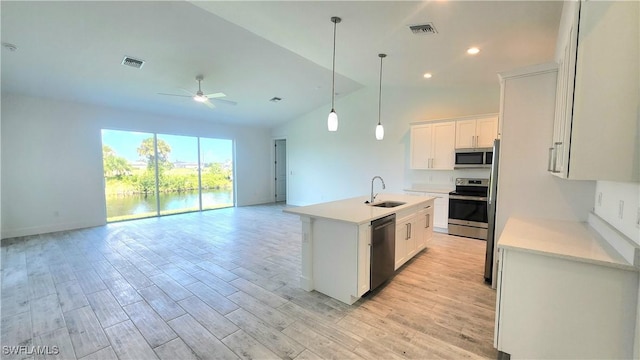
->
left=1, top=93, right=273, bottom=239
left=495, top=66, right=596, bottom=242
left=272, top=85, right=499, bottom=206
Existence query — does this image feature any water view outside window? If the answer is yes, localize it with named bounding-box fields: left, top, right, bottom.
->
left=200, top=138, right=234, bottom=210
left=101, top=129, right=234, bottom=222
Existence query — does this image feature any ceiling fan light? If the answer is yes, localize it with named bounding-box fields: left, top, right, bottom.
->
left=328, top=110, right=338, bottom=131
left=193, top=95, right=207, bottom=102
left=376, top=124, right=384, bottom=140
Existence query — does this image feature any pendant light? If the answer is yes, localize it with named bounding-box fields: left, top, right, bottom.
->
left=375, top=53, right=386, bottom=140
left=327, top=16, right=341, bottom=132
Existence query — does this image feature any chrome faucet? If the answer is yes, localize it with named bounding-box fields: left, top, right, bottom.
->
left=370, top=176, right=386, bottom=203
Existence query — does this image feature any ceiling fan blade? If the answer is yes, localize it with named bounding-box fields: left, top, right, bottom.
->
left=205, top=92, right=226, bottom=98
left=210, top=98, right=237, bottom=106
left=179, top=88, right=195, bottom=96
left=157, top=93, right=192, bottom=98
left=203, top=100, right=216, bottom=109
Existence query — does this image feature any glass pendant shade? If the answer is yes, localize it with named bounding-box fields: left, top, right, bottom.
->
left=328, top=110, right=338, bottom=131
left=375, top=123, right=384, bottom=140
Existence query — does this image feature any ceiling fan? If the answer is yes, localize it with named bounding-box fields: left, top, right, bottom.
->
left=158, top=75, right=237, bottom=108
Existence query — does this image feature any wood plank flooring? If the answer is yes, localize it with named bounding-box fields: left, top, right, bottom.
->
left=1, top=204, right=497, bottom=359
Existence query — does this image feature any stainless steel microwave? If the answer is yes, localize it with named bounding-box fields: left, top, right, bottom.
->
left=454, top=148, right=493, bottom=169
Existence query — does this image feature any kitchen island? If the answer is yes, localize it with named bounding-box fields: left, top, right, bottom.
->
left=284, top=194, right=434, bottom=304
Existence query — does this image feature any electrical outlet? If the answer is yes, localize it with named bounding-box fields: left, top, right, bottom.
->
left=618, top=200, right=624, bottom=219
left=636, top=207, right=640, bottom=229
left=597, top=192, right=602, bottom=206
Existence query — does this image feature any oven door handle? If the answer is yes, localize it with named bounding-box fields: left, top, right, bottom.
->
left=449, top=195, right=488, bottom=201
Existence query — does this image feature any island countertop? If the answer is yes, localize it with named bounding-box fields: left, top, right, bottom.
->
left=283, top=194, right=434, bottom=225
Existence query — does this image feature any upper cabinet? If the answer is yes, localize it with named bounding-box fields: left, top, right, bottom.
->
left=410, top=121, right=456, bottom=170
left=549, top=0, right=639, bottom=181
left=455, top=116, right=498, bottom=149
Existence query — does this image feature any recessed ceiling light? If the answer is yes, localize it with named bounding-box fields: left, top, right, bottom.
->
left=423, top=73, right=432, bottom=79
left=467, top=47, right=480, bottom=55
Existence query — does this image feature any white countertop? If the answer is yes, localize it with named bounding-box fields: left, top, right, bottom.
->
left=283, top=194, right=434, bottom=225
left=403, top=185, right=454, bottom=194
left=498, top=217, right=637, bottom=271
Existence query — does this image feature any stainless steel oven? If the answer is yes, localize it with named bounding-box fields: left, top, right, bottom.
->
left=448, top=178, right=488, bottom=240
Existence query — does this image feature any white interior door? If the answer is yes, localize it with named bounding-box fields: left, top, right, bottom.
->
left=275, top=139, right=287, bottom=202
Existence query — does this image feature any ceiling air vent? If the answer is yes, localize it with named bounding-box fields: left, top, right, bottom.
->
left=121, top=56, right=145, bottom=69
left=409, top=23, right=438, bottom=35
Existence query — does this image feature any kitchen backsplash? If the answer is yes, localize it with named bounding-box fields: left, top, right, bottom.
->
left=406, top=169, right=491, bottom=187
left=594, top=181, right=640, bottom=245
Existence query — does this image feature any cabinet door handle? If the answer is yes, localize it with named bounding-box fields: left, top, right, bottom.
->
left=409, top=223, right=412, bottom=239
left=425, top=214, right=430, bottom=228
left=548, top=147, right=554, bottom=172
left=405, top=223, right=410, bottom=240
left=552, top=142, right=562, bottom=173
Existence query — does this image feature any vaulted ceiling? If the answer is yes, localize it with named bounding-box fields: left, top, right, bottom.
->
left=1, top=1, right=563, bottom=127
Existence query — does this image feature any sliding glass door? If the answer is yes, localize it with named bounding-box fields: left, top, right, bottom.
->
left=200, top=138, right=234, bottom=210
left=156, top=134, right=200, bottom=216
left=101, top=129, right=234, bottom=222
left=102, top=131, right=159, bottom=221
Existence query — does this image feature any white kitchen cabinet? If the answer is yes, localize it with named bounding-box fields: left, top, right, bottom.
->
left=455, top=116, right=498, bottom=149
left=405, top=190, right=449, bottom=233
left=494, top=217, right=639, bottom=359
left=549, top=0, right=639, bottom=181
left=424, top=192, right=448, bottom=231
left=416, top=202, right=434, bottom=248
left=410, top=121, right=455, bottom=170
left=394, top=210, right=415, bottom=270
left=394, top=203, right=434, bottom=270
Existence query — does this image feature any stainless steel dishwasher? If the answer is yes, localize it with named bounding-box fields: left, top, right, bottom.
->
left=370, top=214, right=396, bottom=291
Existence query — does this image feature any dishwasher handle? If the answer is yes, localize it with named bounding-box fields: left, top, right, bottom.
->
left=371, top=214, right=396, bottom=231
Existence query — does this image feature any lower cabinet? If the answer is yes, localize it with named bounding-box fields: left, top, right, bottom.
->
left=394, top=202, right=434, bottom=270
left=423, top=192, right=448, bottom=231
left=495, top=247, right=638, bottom=358
left=406, top=191, right=449, bottom=232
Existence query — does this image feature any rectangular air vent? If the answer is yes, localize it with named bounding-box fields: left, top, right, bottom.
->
left=121, top=56, right=145, bottom=69
left=409, top=23, right=438, bottom=35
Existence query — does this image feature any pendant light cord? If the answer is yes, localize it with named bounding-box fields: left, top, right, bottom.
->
left=378, top=54, right=386, bottom=126
left=331, top=18, right=337, bottom=110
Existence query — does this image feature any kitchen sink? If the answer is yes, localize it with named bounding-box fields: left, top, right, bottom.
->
left=371, top=201, right=406, bottom=208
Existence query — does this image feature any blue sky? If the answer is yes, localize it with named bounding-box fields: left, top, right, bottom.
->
left=101, top=129, right=232, bottom=164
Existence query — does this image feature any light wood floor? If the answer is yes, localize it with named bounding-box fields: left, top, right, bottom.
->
left=1, top=203, right=497, bottom=360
